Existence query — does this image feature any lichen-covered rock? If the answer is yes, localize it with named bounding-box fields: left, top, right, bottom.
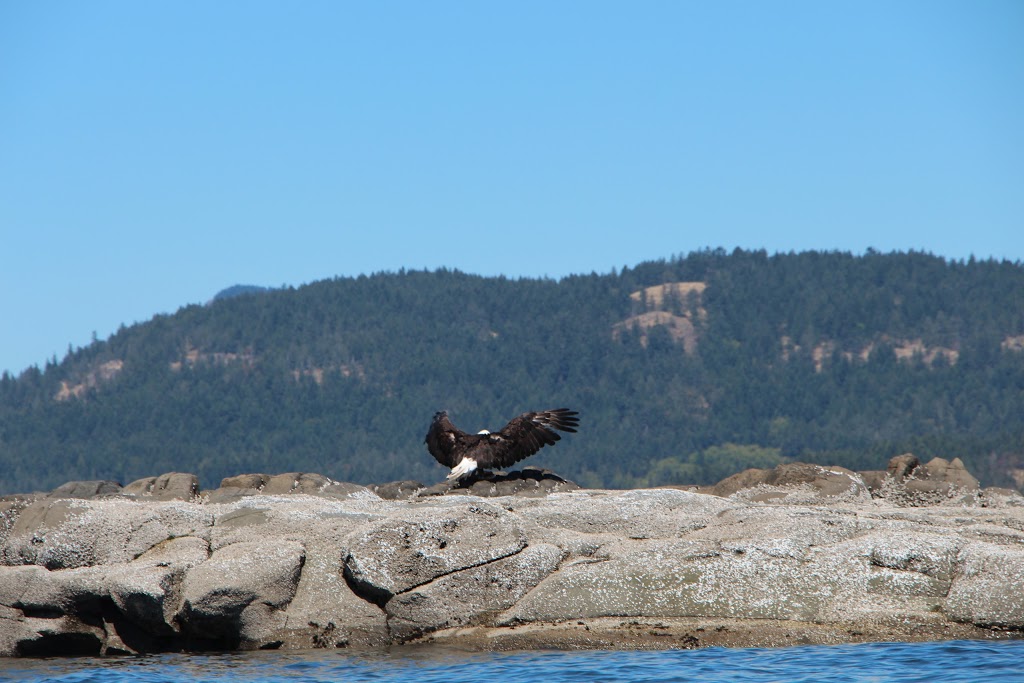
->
left=415, top=469, right=581, bottom=498
left=371, top=481, right=426, bottom=500
left=944, top=542, right=1024, bottom=628
left=106, top=537, right=211, bottom=636
left=500, top=537, right=855, bottom=624
left=710, top=463, right=870, bottom=504
left=1, top=498, right=214, bottom=570
left=342, top=501, right=527, bottom=605
left=1, top=468, right=1023, bottom=657
left=178, top=539, right=305, bottom=647
left=514, top=488, right=733, bottom=539
left=122, top=477, right=158, bottom=496
left=386, top=543, right=564, bottom=640
left=887, top=453, right=921, bottom=480
left=121, top=474, right=201, bottom=501
left=151, top=473, right=200, bottom=501
left=48, top=481, right=122, bottom=499
left=866, top=455, right=985, bottom=507
left=276, top=540, right=389, bottom=649
left=220, top=474, right=271, bottom=491
left=263, top=472, right=333, bottom=495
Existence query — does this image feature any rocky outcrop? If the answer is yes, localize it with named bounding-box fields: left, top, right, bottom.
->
left=711, top=455, right=1009, bottom=509
left=705, top=463, right=870, bottom=504
left=1, top=464, right=1023, bottom=657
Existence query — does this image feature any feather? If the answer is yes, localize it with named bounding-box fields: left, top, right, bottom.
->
left=424, top=408, right=580, bottom=480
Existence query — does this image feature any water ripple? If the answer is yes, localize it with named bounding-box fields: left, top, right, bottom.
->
left=3, top=640, right=1023, bottom=683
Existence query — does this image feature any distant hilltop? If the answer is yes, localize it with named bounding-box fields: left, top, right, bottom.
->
left=210, top=284, right=273, bottom=302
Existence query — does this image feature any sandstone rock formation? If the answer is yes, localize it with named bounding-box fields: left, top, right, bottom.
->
left=1, top=462, right=1022, bottom=657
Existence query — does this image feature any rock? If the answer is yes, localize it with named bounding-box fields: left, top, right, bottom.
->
left=386, top=543, right=564, bottom=640
left=1, top=498, right=214, bottom=570
left=202, top=474, right=270, bottom=503
left=917, top=457, right=980, bottom=490
left=1, top=468, right=1023, bottom=657
left=514, top=488, right=732, bottom=540
left=859, top=470, right=887, bottom=493
left=151, top=473, right=200, bottom=501
left=417, top=469, right=581, bottom=498
left=371, top=481, right=425, bottom=500
left=342, top=501, right=527, bottom=605
left=859, top=453, right=921, bottom=496
left=708, top=468, right=772, bottom=497
left=48, top=481, right=122, bottom=499
left=100, top=540, right=211, bottom=652
left=944, top=542, right=1024, bottom=628
left=710, top=463, right=870, bottom=504
left=122, top=477, right=157, bottom=496
left=179, top=539, right=305, bottom=647
left=219, top=474, right=270, bottom=490
left=275, top=539, right=389, bottom=649
left=979, top=487, right=1024, bottom=507
left=867, top=456, right=983, bottom=507
left=320, top=482, right=373, bottom=498
left=3, top=499, right=87, bottom=568
left=124, top=473, right=201, bottom=501
left=203, top=472, right=368, bottom=503
left=887, top=453, right=920, bottom=480
left=263, top=472, right=334, bottom=495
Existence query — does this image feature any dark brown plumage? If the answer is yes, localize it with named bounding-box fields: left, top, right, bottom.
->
left=424, top=408, right=579, bottom=480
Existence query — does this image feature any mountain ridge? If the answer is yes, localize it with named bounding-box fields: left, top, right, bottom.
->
left=2, top=249, right=1023, bottom=495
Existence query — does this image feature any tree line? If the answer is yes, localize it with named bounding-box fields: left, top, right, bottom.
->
left=2, top=249, right=1022, bottom=494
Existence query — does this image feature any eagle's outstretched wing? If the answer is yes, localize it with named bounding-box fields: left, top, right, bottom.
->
left=424, top=411, right=467, bottom=468
left=477, top=408, right=580, bottom=470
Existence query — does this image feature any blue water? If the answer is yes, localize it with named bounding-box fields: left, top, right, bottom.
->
left=2, top=640, right=1023, bottom=683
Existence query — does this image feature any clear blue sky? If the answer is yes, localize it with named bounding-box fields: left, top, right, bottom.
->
left=2, top=1, right=1022, bottom=375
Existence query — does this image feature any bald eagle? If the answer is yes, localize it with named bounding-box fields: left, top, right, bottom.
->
left=425, top=408, right=580, bottom=481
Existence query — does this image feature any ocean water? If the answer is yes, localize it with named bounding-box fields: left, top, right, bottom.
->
left=2, top=640, right=1023, bottom=683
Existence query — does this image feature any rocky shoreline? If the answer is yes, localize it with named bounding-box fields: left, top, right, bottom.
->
left=2, top=456, right=1023, bottom=657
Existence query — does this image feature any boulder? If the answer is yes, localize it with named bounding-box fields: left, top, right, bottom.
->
left=203, top=473, right=369, bottom=503
left=980, top=487, right=1024, bottom=507
left=866, top=455, right=983, bottom=506
left=859, top=470, right=887, bottom=493
left=416, top=469, right=581, bottom=498
left=342, top=500, right=527, bottom=605
left=1, top=469, right=1023, bottom=657
left=709, top=463, right=870, bottom=504
left=122, top=474, right=201, bottom=501
left=219, top=474, right=270, bottom=490
left=151, top=473, right=200, bottom=501
left=1, top=498, right=214, bottom=570
left=944, top=542, right=1024, bottom=628
left=178, top=539, right=305, bottom=647
left=386, top=543, right=564, bottom=640
left=371, top=481, right=425, bottom=500
left=48, top=481, right=122, bottom=499
left=887, top=453, right=920, bottom=479
left=106, top=536, right=210, bottom=638
left=262, top=472, right=334, bottom=495
left=915, top=457, right=980, bottom=490
left=276, top=540, right=389, bottom=649
left=122, top=477, right=157, bottom=496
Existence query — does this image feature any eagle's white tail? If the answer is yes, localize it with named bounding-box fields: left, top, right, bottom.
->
left=447, top=457, right=479, bottom=481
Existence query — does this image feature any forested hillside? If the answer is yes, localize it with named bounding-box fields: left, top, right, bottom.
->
left=2, top=249, right=1023, bottom=495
